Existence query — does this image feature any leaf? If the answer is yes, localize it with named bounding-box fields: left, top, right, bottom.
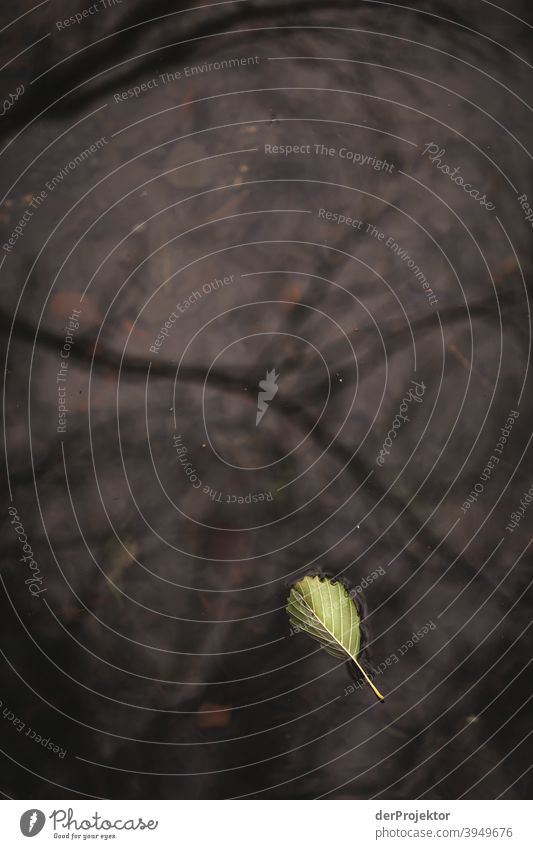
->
left=196, top=704, right=233, bottom=729
left=286, top=575, right=384, bottom=702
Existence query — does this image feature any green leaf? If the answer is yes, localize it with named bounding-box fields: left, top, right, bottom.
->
left=286, top=575, right=384, bottom=702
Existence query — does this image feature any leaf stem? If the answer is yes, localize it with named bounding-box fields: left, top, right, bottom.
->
left=352, top=657, right=385, bottom=702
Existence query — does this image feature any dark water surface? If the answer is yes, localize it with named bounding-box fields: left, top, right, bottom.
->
left=1, top=0, right=532, bottom=799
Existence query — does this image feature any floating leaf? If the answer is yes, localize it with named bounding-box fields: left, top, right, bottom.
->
left=286, top=575, right=384, bottom=702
